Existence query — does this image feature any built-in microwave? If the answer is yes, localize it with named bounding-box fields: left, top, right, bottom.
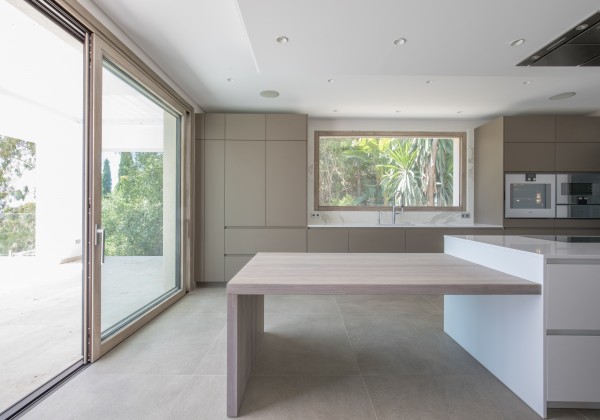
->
left=505, top=173, right=556, bottom=218
left=556, top=173, right=600, bottom=218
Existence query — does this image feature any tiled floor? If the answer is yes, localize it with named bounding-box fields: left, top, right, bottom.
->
left=23, top=286, right=600, bottom=420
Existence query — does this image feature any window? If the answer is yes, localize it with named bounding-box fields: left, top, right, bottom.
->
left=315, top=131, right=465, bottom=211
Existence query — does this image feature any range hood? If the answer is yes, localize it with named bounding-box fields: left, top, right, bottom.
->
left=517, top=11, right=600, bottom=66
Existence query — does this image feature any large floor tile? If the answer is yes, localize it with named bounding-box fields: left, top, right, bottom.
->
left=253, top=313, right=359, bottom=376
left=364, top=374, right=562, bottom=420
left=194, top=328, right=227, bottom=375
left=336, top=294, right=442, bottom=315
left=240, top=376, right=377, bottom=419
left=90, top=313, right=225, bottom=375
left=23, top=373, right=191, bottom=420
left=168, top=286, right=227, bottom=314
left=167, top=375, right=228, bottom=419
left=343, top=312, right=485, bottom=376
left=265, top=295, right=339, bottom=314
left=579, top=409, right=600, bottom=419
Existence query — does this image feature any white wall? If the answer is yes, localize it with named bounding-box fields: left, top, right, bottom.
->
left=307, top=117, right=488, bottom=225
left=74, top=0, right=200, bottom=112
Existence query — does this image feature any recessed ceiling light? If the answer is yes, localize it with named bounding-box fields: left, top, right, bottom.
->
left=510, top=39, right=525, bottom=47
left=327, top=79, right=335, bottom=83
left=395, top=110, right=401, bottom=113
left=522, top=81, right=532, bottom=85
left=549, top=92, right=576, bottom=100
left=333, top=109, right=338, bottom=113
left=393, top=38, right=407, bottom=45
left=457, top=111, right=463, bottom=114
left=260, top=90, right=280, bottom=98
left=575, top=23, right=589, bottom=31
left=276, top=36, right=289, bottom=44
left=426, top=80, right=434, bottom=84
left=227, top=78, right=234, bottom=82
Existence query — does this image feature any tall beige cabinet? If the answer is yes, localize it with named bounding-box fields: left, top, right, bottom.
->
left=196, top=113, right=307, bottom=283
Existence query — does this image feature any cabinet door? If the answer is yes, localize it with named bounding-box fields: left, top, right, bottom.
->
left=503, top=143, right=555, bottom=172
left=225, top=114, right=265, bottom=140
left=555, top=143, right=600, bottom=172
left=203, top=140, right=225, bottom=282
left=556, top=116, right=600, bottom=143
left=307, top=228, right=349, bottom=252
left=225, top=141, right=265, bottom=226
left=503, top=116, right=555, bottom=143
left=348, top=229, right=405, bottom=252
left=266, top=141, right=306, bottom=226
left=266, top=114, right=307, bottom=141
left=225, top=228, right=307, bottom=254
left=547, top=264, right=600, bottom=331
left=405, top=228, right=463, bottom=253
left=225, top=255, right=254, bottom=282
left=547, top=336, right=600, bottom=402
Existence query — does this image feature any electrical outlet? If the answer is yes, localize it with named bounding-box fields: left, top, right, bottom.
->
left=461, top=212, right=471, bottom=219
left=311, top=212, right=320, bottom=218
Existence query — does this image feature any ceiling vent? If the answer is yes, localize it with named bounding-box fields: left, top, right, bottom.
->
left=518, top=11, right=600, bottom=66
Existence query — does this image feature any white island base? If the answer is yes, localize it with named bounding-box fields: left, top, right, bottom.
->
left=444, top=235, right=600, bottom=419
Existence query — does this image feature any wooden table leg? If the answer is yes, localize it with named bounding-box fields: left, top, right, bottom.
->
left=227, top=294, right=264, bottom=417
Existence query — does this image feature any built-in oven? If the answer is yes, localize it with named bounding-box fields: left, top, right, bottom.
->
left=505, top=173, right=556, bottom=218
left=556, top=173, right=600, bottom=218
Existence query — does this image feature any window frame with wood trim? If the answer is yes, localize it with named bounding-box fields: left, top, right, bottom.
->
left=314, top=131, right=466, bottom=211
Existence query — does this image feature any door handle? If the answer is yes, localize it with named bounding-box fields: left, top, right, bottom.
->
left=95, top=224, right=105, bottom=264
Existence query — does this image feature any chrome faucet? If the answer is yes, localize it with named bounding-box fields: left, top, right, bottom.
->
left=392, top=190, right=404, bottom=224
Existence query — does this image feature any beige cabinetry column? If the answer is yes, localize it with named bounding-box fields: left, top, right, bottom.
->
left=225, top=140, right=266, bottom=227
left=202, top=113, right=226, bottom=282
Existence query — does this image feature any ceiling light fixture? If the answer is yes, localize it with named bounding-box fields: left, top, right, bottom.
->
left=522, top=81, right=532, bottom=85
left=575, top=23, right=589, bottom=31
left=426, top=80, right=434, bottom=84
left=549, top=92, right=576, bottom=100
left=227, top=78, right=234, bottom=82
left=260, top=90, right=280, bottom=98
left=276, top=36, right=289, bottom=44
left=393, top=38, right=407, bottom=45
left=510, top=39, right=525, bottom=47
left=327, top=79, right=335, bottom=83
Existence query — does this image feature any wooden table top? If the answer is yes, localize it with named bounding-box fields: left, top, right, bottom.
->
left=226, top=253, right=541, bottom=295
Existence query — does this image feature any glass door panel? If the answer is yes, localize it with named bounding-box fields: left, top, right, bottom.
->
left=0, top=0, right=85, bottom=415
left=95, top=54, right=182, bottom=344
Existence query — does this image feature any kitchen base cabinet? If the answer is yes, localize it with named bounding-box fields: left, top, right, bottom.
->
left=547, top=336, right=600, bottom=403
left=307, top=228, right=349, bottom=252
left=405, top=228, right=463, bottom=252
left=225, top=255, right=254, bottom=282
left=348, top=228, right=405, bottom=253
left=547, top=264, right=600, bottom=331
left=225, top=228, right=307, bottom=255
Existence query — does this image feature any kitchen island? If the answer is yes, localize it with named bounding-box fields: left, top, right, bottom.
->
left=444, top=235, right=600, bottom=419
left=226, top=252, right=540, bottom=417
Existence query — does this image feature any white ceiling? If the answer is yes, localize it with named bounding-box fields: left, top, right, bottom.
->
left=90, top=0, right=600, bottom=119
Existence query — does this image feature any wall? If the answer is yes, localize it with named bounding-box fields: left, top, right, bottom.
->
left=307, top=117, right=487, bottom=225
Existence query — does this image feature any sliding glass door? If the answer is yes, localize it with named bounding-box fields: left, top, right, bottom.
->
left=90, top=39, right=185, bottom=359
left=0, top=0, right=86, bottom=415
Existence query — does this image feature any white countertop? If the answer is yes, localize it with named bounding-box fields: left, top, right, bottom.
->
left=450, top=235, right=600, bottom=260
left=308, top=223, right=502, bottom=229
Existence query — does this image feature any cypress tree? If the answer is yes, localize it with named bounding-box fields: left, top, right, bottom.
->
left=102, top=158, right=112, bottom=196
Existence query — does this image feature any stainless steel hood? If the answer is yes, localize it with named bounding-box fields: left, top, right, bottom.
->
left=518, top=11, right=600, bottom=66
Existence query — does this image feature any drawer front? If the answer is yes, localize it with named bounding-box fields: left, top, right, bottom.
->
left=225, top=228, right=307, bottom=254
left=546, top=264, right=600, bottom=331
left=547, top=335, right=600, bottom=402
